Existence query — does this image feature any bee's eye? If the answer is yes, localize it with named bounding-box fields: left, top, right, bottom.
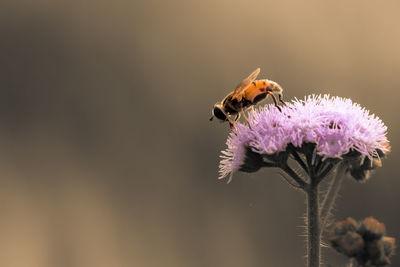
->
left=213, top=106, right=227, bottom=121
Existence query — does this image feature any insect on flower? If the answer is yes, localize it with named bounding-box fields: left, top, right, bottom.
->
left=210, top=68, right=286, bottom=129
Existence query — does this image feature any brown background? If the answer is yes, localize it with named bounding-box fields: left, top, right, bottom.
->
left=0, top=0, right=399, bottom=266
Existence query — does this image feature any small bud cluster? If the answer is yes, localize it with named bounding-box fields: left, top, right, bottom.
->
left=342, top=148, right=388, bottom=182
left=330, top=217, right=396, bottom=266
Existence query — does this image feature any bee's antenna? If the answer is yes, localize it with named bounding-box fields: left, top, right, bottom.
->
left=210, top=115, right=214, bottom=121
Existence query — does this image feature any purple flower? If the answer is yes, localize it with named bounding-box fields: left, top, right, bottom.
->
left=219, top=123, right=254, bottom=182
left=219, top=95, right=390, bottom=181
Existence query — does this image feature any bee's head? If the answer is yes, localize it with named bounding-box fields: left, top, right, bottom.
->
left=210, top=104, right=227, bottom=122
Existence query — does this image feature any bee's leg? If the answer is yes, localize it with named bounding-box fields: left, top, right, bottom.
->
left=250, top=106, right=255, bottom=119
left=267, top=92, right=282, bottom=112
left=278, top=94, right=287, bottom=106
left=234, top=113, right=240, bottom=122
left=228, top=114, right=240, bottom=131
left=228, top=114, right=236, bottom=125
left=225, top=114, right=236, bottom=131
left=240, top=109, right=253, bottom=129
left=229, top=121, right=238, bottom=131
left=241, top=110, right=250, bottom=124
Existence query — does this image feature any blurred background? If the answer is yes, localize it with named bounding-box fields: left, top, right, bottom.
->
left=0, top=0, right=399, bottom=266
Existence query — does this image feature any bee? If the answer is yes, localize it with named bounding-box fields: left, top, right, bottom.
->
left=210, top=68, right=286, bottom=128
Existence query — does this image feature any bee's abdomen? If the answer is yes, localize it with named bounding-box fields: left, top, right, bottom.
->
left=244, top=80, right=269, bottom=102
left=254, top=80, right=269, bottom=88
left=254, top=80, right=283, bottom=94
left=253, top=93, right=267, bottom=104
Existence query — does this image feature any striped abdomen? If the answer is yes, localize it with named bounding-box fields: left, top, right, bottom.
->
left=243, top=79, right=282, bottom=103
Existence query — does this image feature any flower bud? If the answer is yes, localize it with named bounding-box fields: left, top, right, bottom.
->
left=359, top=217, right=386, bottom=240
left=329, top=217, right=395, bottom=266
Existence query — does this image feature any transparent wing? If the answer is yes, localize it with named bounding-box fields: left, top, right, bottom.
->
left=232, top=68, right=260, bottom=99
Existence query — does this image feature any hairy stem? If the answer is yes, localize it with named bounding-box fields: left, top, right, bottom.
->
left=319, top=163, right=345, bottom=234
left=307, top=182, right=320, bottom=267
left=281, top=164, right=307, bottom=189
left=347, top=258, right=358, bottom=267
left=316, top=163, right=335, bottom=183
left=288, top=145, right=309, bottom=174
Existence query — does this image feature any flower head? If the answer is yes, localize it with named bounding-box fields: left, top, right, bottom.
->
left=219, top=95, right=390, bottom=181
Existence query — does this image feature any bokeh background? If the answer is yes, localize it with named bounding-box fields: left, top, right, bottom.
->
left=0, top=0, right=399, bottom=266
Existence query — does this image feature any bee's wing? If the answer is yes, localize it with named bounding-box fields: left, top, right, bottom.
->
left=232, top=68, right=260, bottom=100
